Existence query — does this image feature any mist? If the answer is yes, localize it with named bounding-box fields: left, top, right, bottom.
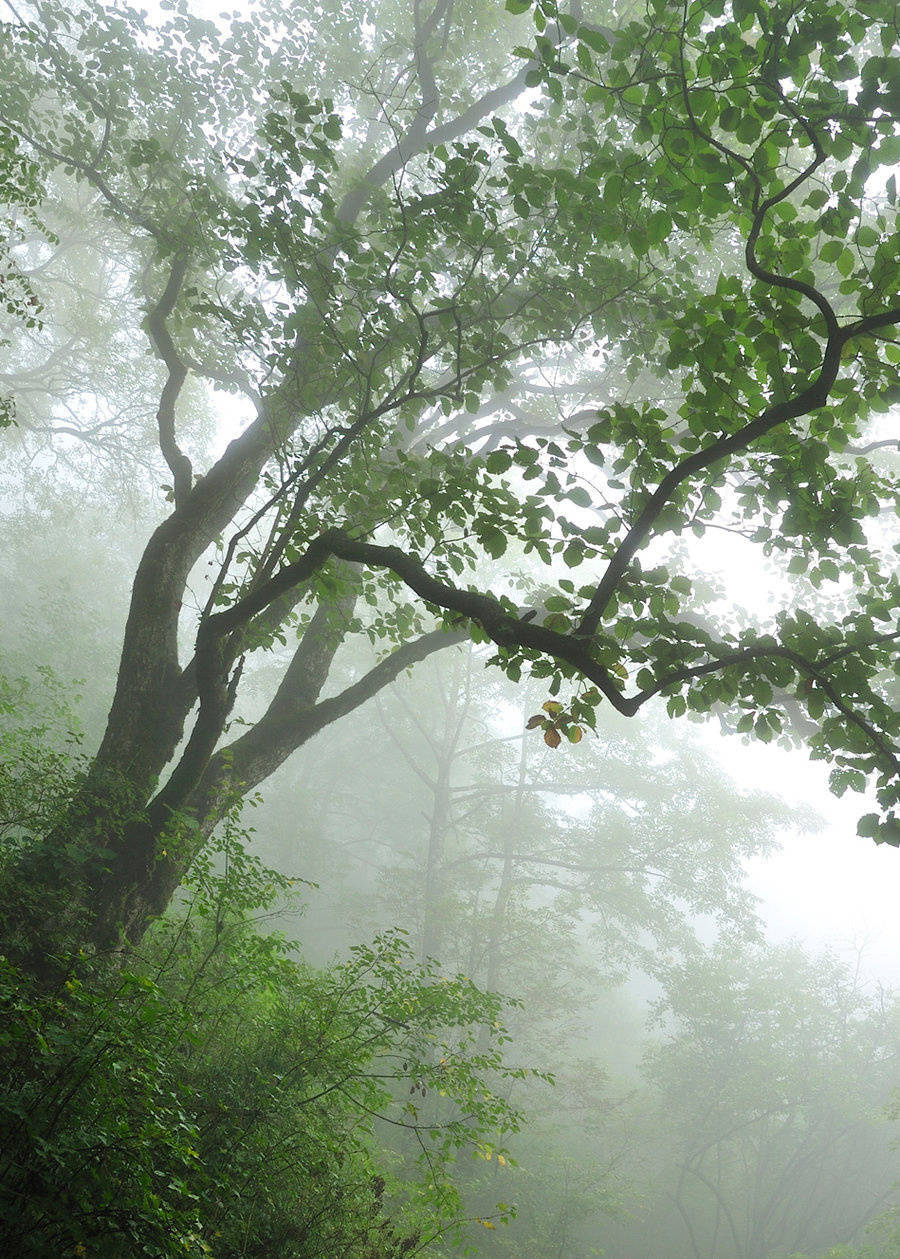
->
left=1, top=0, right=899, bottom=1256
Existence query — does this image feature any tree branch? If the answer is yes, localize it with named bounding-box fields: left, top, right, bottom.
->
left=145, top=255, right=193, bottom=507
left=337, top=18, right=568, bottom=225
left=196, top=526, right=900, bottom=788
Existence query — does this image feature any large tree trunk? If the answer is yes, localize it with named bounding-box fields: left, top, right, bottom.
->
left=8, top=554, right=464, bottom=965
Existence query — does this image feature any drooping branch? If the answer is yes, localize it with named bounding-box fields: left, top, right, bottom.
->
left=190, top=523, right=899, bottom=789
left=630, top=637, right=900, bottom=778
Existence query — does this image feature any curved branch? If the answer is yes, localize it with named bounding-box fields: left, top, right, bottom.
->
left=145, top=255, right=193, bottom=507
left=576, top=363, right=842, bottom=640
left=200, top=527, right=899, bottom=791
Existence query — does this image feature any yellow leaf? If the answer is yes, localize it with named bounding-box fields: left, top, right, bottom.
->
left=497, top=1154, right=507, bottom=1166
left=482, top=1220, right=496, bottom=1229
left=567, top=725, right=583, bottom=744
left=542, top=700, right=564, bottom=714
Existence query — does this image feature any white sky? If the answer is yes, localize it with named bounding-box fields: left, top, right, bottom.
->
left=695, top=517, right=899, bottom=987
left=707, top=724, right=900, bottom=987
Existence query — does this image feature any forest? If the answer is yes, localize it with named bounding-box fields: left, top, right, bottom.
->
left=0, top=0, right=899, bottom=1253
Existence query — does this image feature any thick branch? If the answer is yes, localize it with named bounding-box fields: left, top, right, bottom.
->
left=121, top=621, right=465, bottom=942
left=184, top=623, right=466, bottom=831
left=197, top=527, right=899, bottom=797
left=150, top=576, right=361, bottom=828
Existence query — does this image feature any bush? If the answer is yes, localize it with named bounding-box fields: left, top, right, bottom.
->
left=0, top=710, right=538, bottom=1256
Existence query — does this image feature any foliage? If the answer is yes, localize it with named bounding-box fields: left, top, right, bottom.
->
left=0, top=719, right=538, bottom=1257
left=0, top=114, right=49, bottom=427
left=1, top=0, right=900, bottom=1247
left=487, top=0, right=900, bottom=839
left=0, top=667, right=85, bottom=848
left=249, top=647, right=827, bottom=1258
left=788, top=1207, right=900, bottom=1259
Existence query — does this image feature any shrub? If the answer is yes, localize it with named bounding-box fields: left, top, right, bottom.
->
left=0, top=701, right=538, bottom=1255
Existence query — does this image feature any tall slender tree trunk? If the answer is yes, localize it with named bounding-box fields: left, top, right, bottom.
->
left=477, top=716, right=529, bottom=1041
left=417, top=650, right=475, bottom=964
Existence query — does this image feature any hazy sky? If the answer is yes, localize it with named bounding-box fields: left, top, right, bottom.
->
left=707, top=725, right=900, bottom=986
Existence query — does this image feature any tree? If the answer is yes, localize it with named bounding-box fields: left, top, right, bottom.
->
left=0, top=116, right=49, bottom=427
left=632, top=940, right=900, bottom=1259
left=1, top=0, right=899, bottom=960
left=263, top=643, right=797, bottom=979
left=296, top=649, right=792, bottom=1259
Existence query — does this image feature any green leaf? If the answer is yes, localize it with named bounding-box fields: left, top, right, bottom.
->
left=735, top=116, right=760, bottom=145
left=485, top=450, right=512, bottom=474
left=481, top=526, right=508, bottom=558
left=578, top=25, right=610, bottom=54
left=836, top=247, right=855, bottom=277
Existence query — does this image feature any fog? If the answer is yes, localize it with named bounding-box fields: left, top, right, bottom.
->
left=1, top=0, right=899, bottom=1256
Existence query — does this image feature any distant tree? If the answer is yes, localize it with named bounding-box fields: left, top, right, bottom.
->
left=0, top=0, right=898, bottom=959
left=634, top=942, right=900, bottom=1259
left=269, top=645, right=796, bottom=980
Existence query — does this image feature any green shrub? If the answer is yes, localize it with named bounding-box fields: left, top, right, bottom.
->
left=0, top=696, right=538, bottom=1256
